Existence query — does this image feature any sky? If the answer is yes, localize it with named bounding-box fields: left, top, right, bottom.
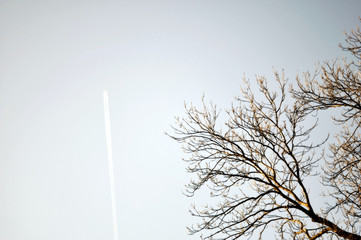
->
left=0, top=1, right=360, bottom=240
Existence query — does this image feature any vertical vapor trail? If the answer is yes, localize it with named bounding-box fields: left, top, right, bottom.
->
left=103, top=90, right=119, bottom=240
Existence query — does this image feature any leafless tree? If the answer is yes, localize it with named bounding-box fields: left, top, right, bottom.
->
left=169, top=23, right=361, bottom=240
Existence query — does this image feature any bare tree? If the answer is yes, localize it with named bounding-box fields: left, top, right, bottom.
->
left=169, top=23, right=361, bottom=240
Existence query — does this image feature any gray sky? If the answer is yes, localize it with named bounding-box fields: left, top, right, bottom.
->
left=0, top=1, right=360, bottom=239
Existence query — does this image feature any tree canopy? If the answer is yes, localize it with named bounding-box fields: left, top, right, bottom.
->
left=170, top=22, right=361, bottom=240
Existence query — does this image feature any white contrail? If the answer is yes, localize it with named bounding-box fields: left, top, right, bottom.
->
left=103, top=90, right=119, bottom=240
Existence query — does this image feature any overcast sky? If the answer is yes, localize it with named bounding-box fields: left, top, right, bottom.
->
left=1, top=1, right=360, bottom=240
